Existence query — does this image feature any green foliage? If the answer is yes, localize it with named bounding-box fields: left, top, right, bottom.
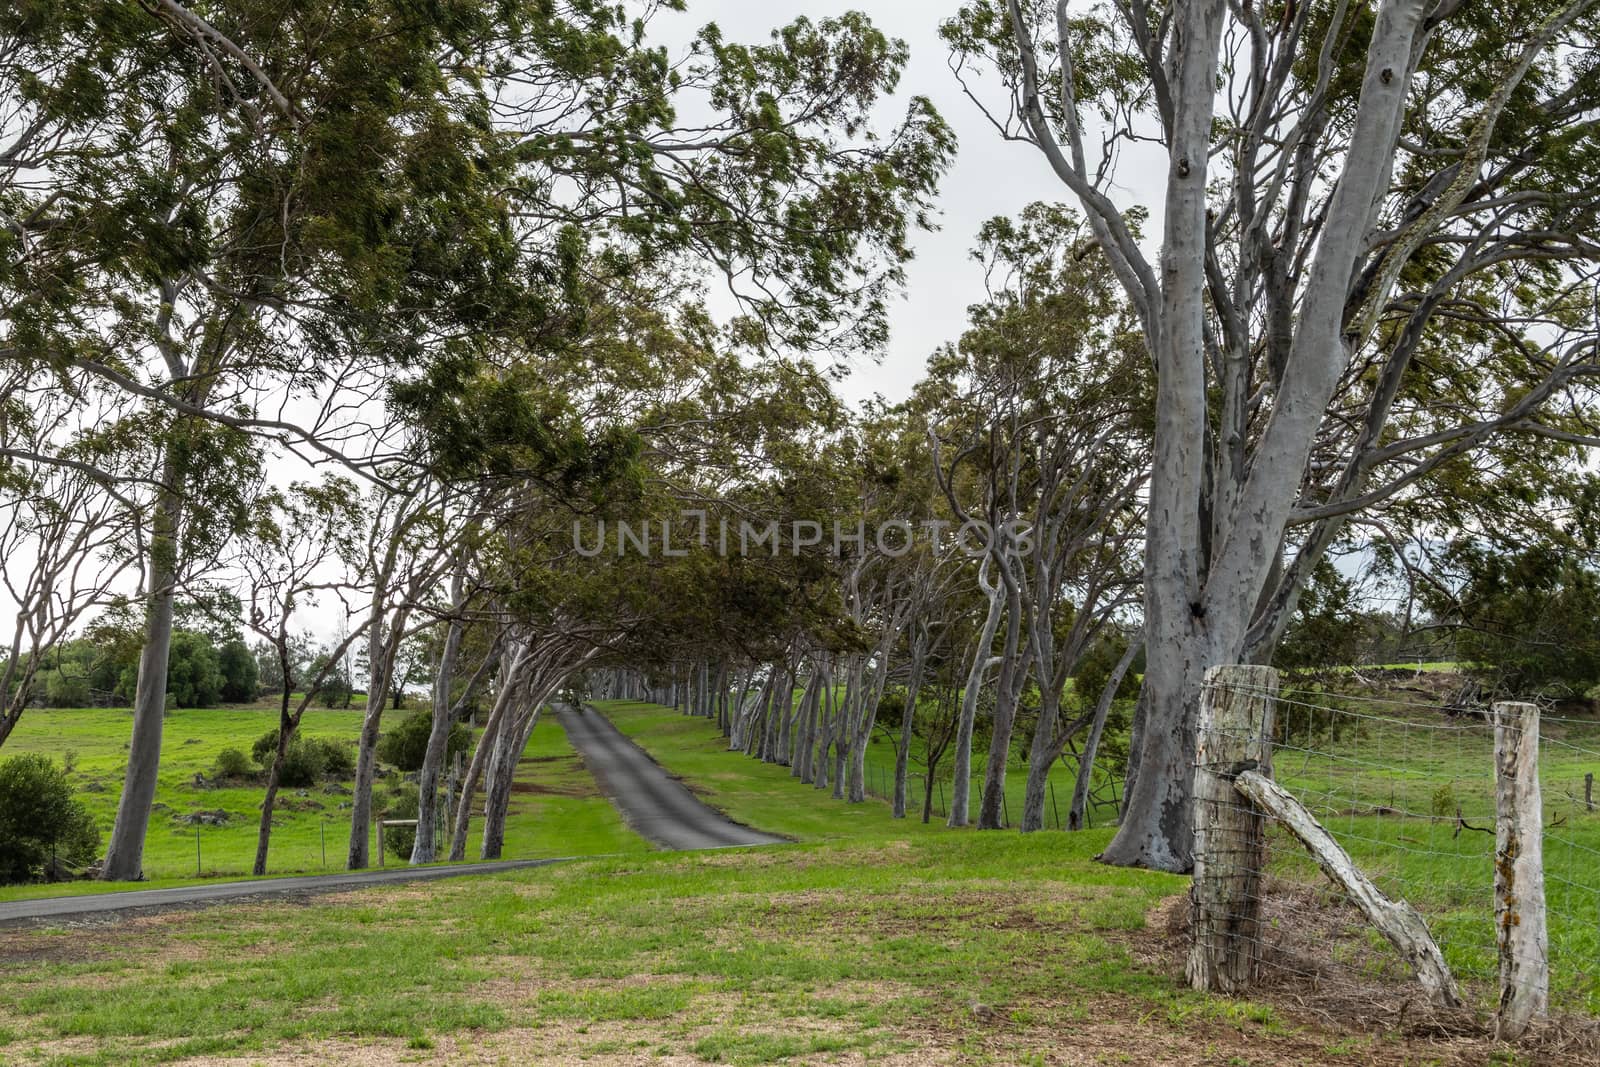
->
left=42, top=668, right=91, bottom=709
left=1431, top=783, right=1457, bottom=819
left=381, top=785, right=421, bottom=862
left=0, top=755, right=99, bottom=884
left=217, top=641, right=258, bottom=703
left=1277, top=561, right=1387, bottom=671
left=252, top=731, right=353, bottom=788
left=212, top=748, right=255, bottom=780
left=1429, top=541, right=1600, bottom=695
left=318, top=739, right=355, bottom=779
left=1072, top=633, right=1141, bottom=706
left=376, top=710, right=470, bottom=773
left=163, top=631, right=224, bottom=708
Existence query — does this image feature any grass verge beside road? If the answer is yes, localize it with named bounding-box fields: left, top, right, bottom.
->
left=0, top=704, right=643, bottom=898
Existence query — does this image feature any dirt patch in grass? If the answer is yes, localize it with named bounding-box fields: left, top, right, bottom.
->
left=0, top=909, right=243, bottom=966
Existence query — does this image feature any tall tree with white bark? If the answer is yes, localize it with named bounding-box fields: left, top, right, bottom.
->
left=947, top=0, right=1600, bottom=869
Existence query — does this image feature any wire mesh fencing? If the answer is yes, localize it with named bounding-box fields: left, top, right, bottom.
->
left=1190, top=666, right=1600, bottom=1029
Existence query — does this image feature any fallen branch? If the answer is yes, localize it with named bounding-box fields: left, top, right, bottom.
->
left=1234, top=769, right=1461, bottom=1008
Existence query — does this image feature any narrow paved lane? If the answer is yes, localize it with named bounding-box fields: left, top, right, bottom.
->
left=559, top=705, right=786, bottom=850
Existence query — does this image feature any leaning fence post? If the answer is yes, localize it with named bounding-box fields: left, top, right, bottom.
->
left=1493, top=700, right=1548, bottom=1039
left=1188, top=664, right=1278, bottom=994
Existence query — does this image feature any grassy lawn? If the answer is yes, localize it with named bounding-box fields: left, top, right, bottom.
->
left=604, top=697, right=1600, bottom=1016
left=0, top=700, right=1588, bottom=1064
left=0, top=698, right=1333, bottom=1067
left=0, top=704, right=644, bottom=898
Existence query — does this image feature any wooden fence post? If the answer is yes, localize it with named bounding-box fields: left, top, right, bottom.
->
left=1188, top=664, right=1278, bottom=994
left=1585, top=771, right=1593, bottom=813
left=1493, top=700, right=1547, bottom=1039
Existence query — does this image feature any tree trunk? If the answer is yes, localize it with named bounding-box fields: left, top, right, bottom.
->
left=830, top=660, right=856, bottom=800
left=791, top=669, right=819, bottom=779
left=448, top=660, right=526, bottom=862
left=1068, top=644, right=1141, bottom=830
left=253, top=686, right=298, bottom=875
left=949, top=587, right=1004, bottom=828
left=977, top=581, right=1025, bottom=829
left=892, top=637, right=926, bottom=820
left=347, top=613, right=400, bottom=871
left=481, top=705, right=541, bottom=860
left=812, top=664, right=834, bottom=791
left=847, top=653, right=890, bottom=803
left=1020, top=681, right=1062, bottom=833
left=101, top=476, right=181, bottom=882
left=411, top=588, right=466, bottom=864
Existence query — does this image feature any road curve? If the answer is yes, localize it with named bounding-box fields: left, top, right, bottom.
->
left=0, top=858, right=565, bottom=926
left=559, top=705, right=786, bottom=850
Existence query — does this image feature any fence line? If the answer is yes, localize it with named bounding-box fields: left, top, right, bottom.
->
left=1189, top=667, right=1600, bottom=1032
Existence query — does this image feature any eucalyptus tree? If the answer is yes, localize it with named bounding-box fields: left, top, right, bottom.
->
left=0, top=377, right=134, bottom=745
left=924, top=339, right=1038, bottom=829
left=948, top=205, right=1151, bottom=833
left=3, top=0, right=536, bottom=880
left=947, top=0, right=1600, bottom=868
left=236, top=480, right=368, bottom=876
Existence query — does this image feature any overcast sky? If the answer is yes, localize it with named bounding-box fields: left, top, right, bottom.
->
left=654, top=1, right=1163, bottom=407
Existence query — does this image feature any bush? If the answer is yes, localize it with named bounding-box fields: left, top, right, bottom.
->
left=252, top=730, right=324, bottom=787
left=316, top=738, right=355, bottom=778
left=251, top=731, right=356, bottom=786
left=213, top=747, right=255, bottom=779
left=1431, top=783, right=1457, bottom=819
left=0, top=755, right=100, bottom=884
left=377, top=709, right=470, bottom=772
left=381, top=785, right=420, bottom=861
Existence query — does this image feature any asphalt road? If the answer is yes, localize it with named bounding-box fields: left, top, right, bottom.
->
left=0, top=858, right=565, bottom=925
left=559, top=705, right=787, bottom=850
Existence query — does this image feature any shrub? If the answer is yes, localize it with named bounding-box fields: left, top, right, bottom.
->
left=252, top=730, right=325, bottom=787
left=251, top=732, right=355, bottom=786
left=213, top=747, right=255, bottom=779
left=314, top=738, right=354, bottom=778
left=381, top=785, right=420, bottom=861
left=42, top=669, right=91, bottom=709
left=0, top=755, right=100, bottom=884
left=377, top=709, right=470, bottom=772
left=1431, top=783, right=1457, bottom=819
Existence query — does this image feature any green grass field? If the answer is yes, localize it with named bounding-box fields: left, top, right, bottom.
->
left=1, top=695, right=1595, bottom=1062
left=0, top=703, right=644, bottom=898
left=1, top=699, right=1593, bottom=1064
left=1265, top=699, right=1600, bottom=1012
left=608, top=696, right=1600, bottom=1015
left=0, top=699, right=1343, bottom=1067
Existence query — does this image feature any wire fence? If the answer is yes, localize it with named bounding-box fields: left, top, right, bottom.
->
left=1194, top=671, right=1600, bottom=1023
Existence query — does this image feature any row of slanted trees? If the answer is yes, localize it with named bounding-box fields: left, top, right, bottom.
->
left=0, top=0, right=949, bottom=879
left=5, top=0, right=1600, bottom=880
